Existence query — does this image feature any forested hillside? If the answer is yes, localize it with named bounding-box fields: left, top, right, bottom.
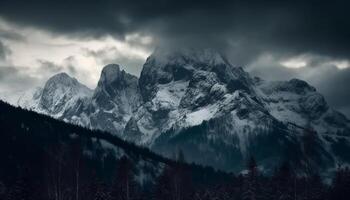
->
left=0, top=100, right=349, bottom=200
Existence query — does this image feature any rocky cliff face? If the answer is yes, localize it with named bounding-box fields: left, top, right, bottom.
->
left=17, top=48, right=350, bottom=173
left=18, top=72, right=93, bottom=121
left=127, top=48, right=349, bottom=141
left=127, top=48, right=267, bottom=144
left=18, top=65, right=142, bottom=136
left=88, top=64, right=142, bottom=135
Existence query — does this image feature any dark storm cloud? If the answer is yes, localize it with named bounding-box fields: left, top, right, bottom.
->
left=82, top=47, right=146, bottom=75
left=0, top=0, right=349, bottom=62
left=311, top=67, right=350, bottom=113
left=0, top=29, right=25, bottom=41
left=248, top=55, right=350, bottom=118
left=0, top=58, right=78, bottom=95
left=1, top=0, right=350, bottom=116
left=0, top=66, right=38, bottom=90
left=0, top=40, right=11, bottom=60
left=37, top=59, right=63, bottom=73
left=63, top=56, right=79, bottom=76
left=305, top=66, right=350, bottom=118
left=37, top=57, right=79, bottom=76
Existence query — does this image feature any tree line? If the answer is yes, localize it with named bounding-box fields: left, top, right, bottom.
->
left=0, top=100, right=349, bottom=200
left=1, top=147, right=350, bottom=200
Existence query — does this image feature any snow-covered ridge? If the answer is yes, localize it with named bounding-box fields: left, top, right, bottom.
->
left=150, top=48, right=229, bottom=66
left=17, top=65, right=142, bottom=136
left=15, top=49, right=350, bottom=173
left=99, top=64, right=122, bottom=84
left=89, top=64, right=141, bottom=135
left=256, top=79, right=349, bottom=134
left=18, top=72, right=93, bottom=119
left=17, top=87, right=43, bottom=110
left=17, top=49, right=350, bottom=139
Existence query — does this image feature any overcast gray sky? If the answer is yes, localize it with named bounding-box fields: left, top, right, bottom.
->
left=0, top=0, right=349, bottom=117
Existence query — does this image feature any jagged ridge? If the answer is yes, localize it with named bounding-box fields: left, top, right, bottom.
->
left=16, top=48, right=350, bottom=173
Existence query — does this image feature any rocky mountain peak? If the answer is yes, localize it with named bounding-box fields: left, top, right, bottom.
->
left=97, top=64, right=138, bottom=91
left=46, top=72, right=79, bottom=87
left=89, top=64, right=142, bottom=135
left=149, top=47, right=229, bottom=67
left=99, top=64, right=122, bottom=85
left=42, top=72, right=91, bottom=97
left=39, top=72, right=92, bottom=116
left=139, top=48, right=245, bottom=102
left=15, top=48, right=350, bottom=173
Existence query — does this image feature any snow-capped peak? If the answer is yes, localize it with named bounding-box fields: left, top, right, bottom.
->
left=149, top=47, right=229, bottom=67
left=46, top=72, right=80, bottom=87
left=88, top=64, right=141, bottom=135
left=41, top=72, right=92, bottom=112
left=17, top=87, right=43, bottom=110
left=99, top=64, right=122, bottom=85
left=12, top=48, right=350, bottom=174
left=18, top=72, right=93, bottom=119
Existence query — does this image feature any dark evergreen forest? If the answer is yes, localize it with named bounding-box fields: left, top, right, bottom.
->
left=0, top=100, right=349, bottom=200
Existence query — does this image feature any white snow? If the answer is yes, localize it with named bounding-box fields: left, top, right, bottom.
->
left=184, top=106, right=217, bottom=126
left=151, top=80, right=189, bottom=111
left=16, top=87, right=42, bottom=109
left=151, top=48, right=227, bottom=67
left=7, top=48, right=350, bottom=172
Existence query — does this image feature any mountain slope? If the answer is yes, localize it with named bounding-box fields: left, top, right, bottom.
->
left=126, top=48, right=350, bottom=173
left=17, top=66, right=141, bottom=136
left=17, top=72, right=93, bottom=123
left=0, top=99, right=163, bottom=186
left=131, top=48, right=349, bottom=142
left=0, top=100, right=235, bottom=192
left=14, top=48, right=350, bottom=173
left=88, top=64, right=142, bottom=135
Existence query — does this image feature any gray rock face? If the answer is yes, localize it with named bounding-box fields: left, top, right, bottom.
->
left=18, top=49, right=350, bottom=174
left=18, top=72, right=93, bottom=122
left=18, top=65, right=142, bottom=136
left=139, top=48, right=253, bottom=102
left=39, top=73, right=93, bottom=115
left=88, top=64, right=142, bottom=135
left=126, top=48, right=350, bottom=173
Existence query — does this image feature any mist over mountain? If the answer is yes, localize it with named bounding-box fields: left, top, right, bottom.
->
left=1, top=1, right=350, bottom=199
left=0, top=99, right=239, bottom=200
left=16, top=48, right=350, bottom=174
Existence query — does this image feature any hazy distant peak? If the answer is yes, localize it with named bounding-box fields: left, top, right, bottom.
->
left=149, top=47, right=229, bottom=66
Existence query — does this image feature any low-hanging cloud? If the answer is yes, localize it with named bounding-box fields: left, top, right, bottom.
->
left=82, top=46, right=147, bottom=75
left=0, top=0, right=349, bottom=62
left=0, top=66, right=39, bottom=92
left=0, top=0, right=349, bottom=117
left=0, top=40, right=11, bottom=61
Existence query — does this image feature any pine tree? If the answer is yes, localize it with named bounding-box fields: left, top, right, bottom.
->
left=70, top=140, right=83, bottom=200
left=301, top=125, right=318, bottom=176
left=330, top=167, right=350, bottom=200
left=154, top=166, right=173, bottom=200
left=0, top=181, right=6, bottom=199
left=272, top=162, right=294, bottom=200
left=308, top=174, right=326, bottom=200
left=81, top=171, right=100, bottom=200
left=5, top=177, right=31, bottom=200
left=94, top=181, right=111, bottom=200
left=154, top=150, right=193, bottom=200
left=242, top=156, right=260, bottom=200
left=177, top=149, right=185, bottom=163
left=111, top=156, right=139, bottom=200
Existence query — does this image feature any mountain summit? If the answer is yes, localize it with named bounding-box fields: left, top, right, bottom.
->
left=17, top=49, right=350, bottom=173
left=88, top=64, right=141, bottom=134
left=18, top=72, right=93, bottom=119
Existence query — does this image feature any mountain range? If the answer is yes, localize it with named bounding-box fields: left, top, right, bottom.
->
left=15, top=48, right=350, bottom=174
left=0, top=99, right=234, bottom=198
